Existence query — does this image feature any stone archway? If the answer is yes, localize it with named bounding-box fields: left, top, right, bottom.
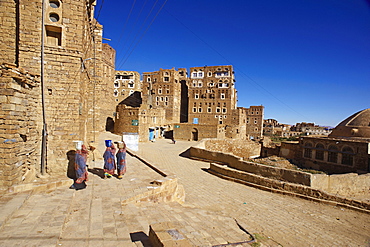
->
left=105, top=117, right=114, bottom=132
left=192, top=128, right=198, bottom=141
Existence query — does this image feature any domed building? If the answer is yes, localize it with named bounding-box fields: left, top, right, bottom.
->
left=329, top=108, right=370, bottom=140
left=276, top=108, right=370, bottom=174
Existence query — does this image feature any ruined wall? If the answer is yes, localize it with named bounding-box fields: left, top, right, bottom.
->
left=0, top=64, right=42, bottom=191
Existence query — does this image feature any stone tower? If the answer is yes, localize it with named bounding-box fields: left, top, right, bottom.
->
left=142, top=68, right=185, bottom=124
left=187, top=65, right=237, bottom=125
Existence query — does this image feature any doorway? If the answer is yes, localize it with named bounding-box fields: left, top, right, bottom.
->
left=191, top=128, right=198, bottom=141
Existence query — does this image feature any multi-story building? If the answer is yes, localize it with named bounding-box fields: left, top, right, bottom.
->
left=187, top=65, right=237, bottom=125
left=246, top=105, right=264, bottom=140
left=142, top=68, right=187, bottom=123
left=0, top=0, right=115, bottom=190
left=113, top=71, right=141, bottom=104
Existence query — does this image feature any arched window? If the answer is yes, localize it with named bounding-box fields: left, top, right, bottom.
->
left=315, top=143, right=325, bottom=160
left=304, top=142, right=313, bottom=158
left=341, top=146, right=354, bottom=166
left=328, top=145, right=338, bottom=163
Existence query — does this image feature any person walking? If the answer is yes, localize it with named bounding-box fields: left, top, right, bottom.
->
left=103, top=140, right=116, bottom=178
left=116, top=141, right=127, bottom=179
left=72, top=143, right=88, bottom=190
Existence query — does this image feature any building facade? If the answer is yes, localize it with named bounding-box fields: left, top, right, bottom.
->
left=0, top=0, right=115, bottom=190
left=114, top=71, right=141, bottom=104
left=142, top=68, right=187, bottom=124
left=187, top=65, right=236, bottom=125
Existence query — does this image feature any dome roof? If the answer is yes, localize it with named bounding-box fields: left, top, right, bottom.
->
left=329, top=108, right=370, bottom=138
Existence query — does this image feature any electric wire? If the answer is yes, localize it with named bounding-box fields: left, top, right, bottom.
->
left=163, top=8, right=311, bottom=122
left=118, top=0, right=169, bottom=69
left=117, top=0, right=162, bottom=69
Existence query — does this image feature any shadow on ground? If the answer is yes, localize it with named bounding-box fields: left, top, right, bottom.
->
left=130, top=231, right=151, bottom=247
left=88, top=168, right=105, bottom=179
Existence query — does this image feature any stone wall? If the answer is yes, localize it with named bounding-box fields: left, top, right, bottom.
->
left=204, top=138, right=261, bottom=159
left=190, top=139, right=311, bottom=186
left=173, top=124, right=224, bottom=141
left=0, top=64, right=42, bottom=191
left=0, top=0, right=117, bottom=190
left=312, top=173, right=370, bottom=196
left=191, top=139, right=370, bottom=205
left=0, top=1, right=17, bottom=64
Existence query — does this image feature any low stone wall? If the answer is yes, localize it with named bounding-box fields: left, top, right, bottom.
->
left=204, top=138, right=261, bottom=159
left=190, top=140, right=312, bottom=186
left=210, top=163, right=370, bottom=212
left=312, top=173, right=370, bottom=196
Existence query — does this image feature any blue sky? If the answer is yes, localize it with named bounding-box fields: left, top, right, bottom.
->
left=95, top=0, right=370, bottom=127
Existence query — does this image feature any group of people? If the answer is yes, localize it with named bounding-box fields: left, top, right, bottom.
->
left=72, top=140, right=127, bottom=190
left=103, top=141, right=127, bottom=179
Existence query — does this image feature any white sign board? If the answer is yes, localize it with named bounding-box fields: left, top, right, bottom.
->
left=122, top=132, right=139, bottom=151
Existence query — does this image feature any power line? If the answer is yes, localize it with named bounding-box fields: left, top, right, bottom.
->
left=118, top=0, right=169, bottom=69
left=163, top=8, right=310, bottom=121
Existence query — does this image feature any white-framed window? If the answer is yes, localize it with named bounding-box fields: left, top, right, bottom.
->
left=128, top=82, right=134, bottom=88
left=195, top=94, right=199, bottom=99
left=222, top=108, right=227, bottom=113
left=160, top=97, right=164, bottom=102
left=220, top=93, right=225, bottom=99
left=207, top=108, right=211, bottom=113
left=216, top=108, right=221, bottom=113
left=164, top=77, right=169, bottom=82
left=193, top=107, right=197, bottom=112
left=198, top=107, right=202, bottom=113
left=198, top=82, right=202, bottom=87
left=147, top=77, right=151, bottom=82
left=165, top=96, right=168, bottom=101
left=156, top=96, right=159, bottom=102
left=114, top=81, right=120, bottom=88
left=192, top=72, right=197, bottom=78
left=198, top=72, right=204, bottom=77
left=209, top=82, right=214, bottom=87
left=113, top=90, right=118, bottom=97
left=158, top=88, right=162, bottom=94
left=208, top=71, right=212, bottom=77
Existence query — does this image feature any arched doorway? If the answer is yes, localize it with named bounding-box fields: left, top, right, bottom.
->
left=105, top=117, right=114, bottom=132
left=192, top=128, right=198, bottom=141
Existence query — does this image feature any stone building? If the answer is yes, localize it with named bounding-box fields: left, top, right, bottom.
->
left=264, top=108, right=370, bottom=174
left=114, top=104, right=166, bottom=142
left=0, top=0, right=115, bottom=190
left=113, top=71, right=141, bottom=104
left=187, top=65, right=236, bottom=125
left=142, top=68, right=187, bottom=124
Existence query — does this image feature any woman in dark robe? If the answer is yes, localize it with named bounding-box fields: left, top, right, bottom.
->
left=116, top=141, right=127, bottom=179
left=103, top=142, right=116, bottom=178
left=73, top=144, right=88, bottom=189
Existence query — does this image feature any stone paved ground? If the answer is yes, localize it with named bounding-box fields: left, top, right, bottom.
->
left=0, top=132, right=369, bottom=247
